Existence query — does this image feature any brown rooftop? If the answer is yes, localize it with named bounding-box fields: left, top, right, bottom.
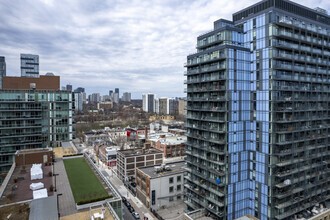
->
left=0, top=164, right=54, bottom=205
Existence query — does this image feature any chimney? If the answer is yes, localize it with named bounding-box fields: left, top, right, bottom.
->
left=145, top=126, right=148, bottom=140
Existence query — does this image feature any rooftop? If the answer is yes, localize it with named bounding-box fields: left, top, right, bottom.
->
left=118, top=148, right=163, bottom=157
left=0, top=164, right=54, bottom=206
left=15, top=148, right=53, bottom=155
left=148, top=132, right=187, bottom=145
left=137, top=161, right=186, bottom=179
left=29, top=196, right=58, bottom=220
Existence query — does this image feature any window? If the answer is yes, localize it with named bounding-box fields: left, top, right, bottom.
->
left=169, top=177, right=173, bottom=184
left=177, top=176, right=181, bottom=182
left=177, top=195, right=181, bottom=200
left=169, top=186, right=174, bottom=193
left=152, top=190, right=156, bottom=205
left=177, top=185, right=181, bottom=191
left=169, top=196, right=174, bottom=202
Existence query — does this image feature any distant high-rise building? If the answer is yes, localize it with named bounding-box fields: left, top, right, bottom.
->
left=113, top=93, right=119, bottom=104
left=21, top=54, right=39, bottom=78
left=142, top=93, right=155, bottom=113
left=102, top=95, right=111, bottom=102
left=122, top=92, right=131, bottom=102
left=89, top=93, right=100, bottom=103
left=168, top=98, right=178, bottom=115
left=158, top=97, right=178, bottom=115
left=74, top=87, right=85, bottom=93
left=115, top=88, right=119, bottom=96
left=109, top=90, right=113, bottom=96
left=74, top=92, right=83, bottom=112
left=159, top=97, right=168, bottom=115
left=178, top=98, right=187, bottom=115
left=0, top=56, right=6, bottom=89
left=184, top=1, right=330, bottom=219
left=154, top=98, right=159, bottom=114
left=82, top=92, right=86, bottom=104
left=66, top=84, right=72, bottom=91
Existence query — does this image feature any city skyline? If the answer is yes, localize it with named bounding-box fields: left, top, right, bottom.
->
left=1, top=0, right=328, bottom=98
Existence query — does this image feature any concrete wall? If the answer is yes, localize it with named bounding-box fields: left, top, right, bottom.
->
left=150, top=172, right=184, bottom=210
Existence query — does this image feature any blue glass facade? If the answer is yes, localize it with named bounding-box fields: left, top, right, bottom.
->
left=185, top=1, right=329, bottom=219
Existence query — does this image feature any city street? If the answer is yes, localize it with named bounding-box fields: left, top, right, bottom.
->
left=73, top=139, right=156, bottom=219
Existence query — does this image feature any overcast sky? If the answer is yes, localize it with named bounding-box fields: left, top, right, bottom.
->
left=0, top=0, right=329, bottom=98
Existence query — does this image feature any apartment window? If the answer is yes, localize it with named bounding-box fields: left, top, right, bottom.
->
left=177, top=195, right=181, bottom=200
left=169, top=196, right=174, bottom=202
left=177, top=176, right=181, bottom=182
left=177, top=185, right=181, bottom=191
left=169, top=186, right=174, bottom=193
left=169, top=177, right=173, bottom=184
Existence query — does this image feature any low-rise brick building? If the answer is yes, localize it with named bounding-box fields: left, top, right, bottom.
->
left=148, top=132, right=187, bottom=158
left=116, top=148, right=163, bottom=182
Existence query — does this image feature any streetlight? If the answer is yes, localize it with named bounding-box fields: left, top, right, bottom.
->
left=57, top=193, right=63, bottom=217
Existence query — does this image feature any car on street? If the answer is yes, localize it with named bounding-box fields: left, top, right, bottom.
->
left=128, top=206, right=135, bottom=213
left=132, top=212, right=140, bottom=219
left=121, top=196, right=127, bottom=203
left=125, top=201, right=131, bottom=208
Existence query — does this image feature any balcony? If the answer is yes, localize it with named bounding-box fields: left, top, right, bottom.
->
left=186, top=54, right=226, bottom=67
left=186, top=96, right=227, bottom=102
left=187, top=85, right=226, bottom=93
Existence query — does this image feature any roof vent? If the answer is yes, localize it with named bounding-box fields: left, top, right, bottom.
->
left=30, top=83, right=36, bottom=90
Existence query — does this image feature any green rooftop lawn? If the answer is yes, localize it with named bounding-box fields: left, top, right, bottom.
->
left=63, top=157, right=110, bottom=204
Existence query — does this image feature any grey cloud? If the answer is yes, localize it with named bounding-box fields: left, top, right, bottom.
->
left=0, top=0, right=329, bottom=98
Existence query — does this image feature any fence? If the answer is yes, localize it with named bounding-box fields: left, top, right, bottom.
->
left=84, top=153, right=121, bottom=199
left=0, top=162, right=16, bottom=198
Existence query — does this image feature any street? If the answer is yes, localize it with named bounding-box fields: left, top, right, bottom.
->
left=73, top=139, right=156, bottom=219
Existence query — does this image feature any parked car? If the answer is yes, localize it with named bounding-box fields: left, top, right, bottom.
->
left=125, top=201, right=131, bottom=208
left=128, top=206, right=135, bottom=213
left=130, top=182, right=137, bottom=187
left=132, top=212, right=140, bottom=219
left=121, top=196, right=127, bottom=203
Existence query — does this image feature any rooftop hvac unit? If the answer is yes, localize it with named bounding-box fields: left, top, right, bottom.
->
left=30, top=83, right=36, bottom=90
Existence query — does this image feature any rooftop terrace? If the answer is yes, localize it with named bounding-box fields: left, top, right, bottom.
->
left=138, top=161, right=186, bottom=179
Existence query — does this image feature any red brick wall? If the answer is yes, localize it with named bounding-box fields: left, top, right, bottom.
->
left=15, top=151, right=53, bottom=166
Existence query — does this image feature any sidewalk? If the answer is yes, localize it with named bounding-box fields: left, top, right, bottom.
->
left=101, top=166, right=157, bottom=220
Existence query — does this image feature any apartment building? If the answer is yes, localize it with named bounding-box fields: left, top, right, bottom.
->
left=116, top=148, right=163, bottom=182
left=0, top=56, right=5, bottom=89
left=136, top=161, right=186, bottom=210
left=20, top=54, right=39, bottom=78
left=142, top=93, right=155, bottom=113
left=184, top=0, right=329, bottom=219
left=0, top=89, right=73, bottom=174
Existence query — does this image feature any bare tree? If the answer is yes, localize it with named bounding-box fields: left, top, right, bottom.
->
left=111, top=135, right=127, bottom=150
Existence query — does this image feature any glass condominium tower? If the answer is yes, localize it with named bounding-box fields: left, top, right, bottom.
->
left=184, top=0, right=329, bottom=219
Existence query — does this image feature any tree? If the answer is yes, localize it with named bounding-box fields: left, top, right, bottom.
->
left=111, top=134, right=127, bottom=150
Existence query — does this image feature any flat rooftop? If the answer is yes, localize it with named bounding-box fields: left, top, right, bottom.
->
left=138, top=161, right=186, bottom=179
left=15, top=148, right=53, bottom=154
left=118, top=148, right=163, bottom=157
left=0, top=164, right=54, bottom=205
left=148, top=132, right=187, bottom=145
